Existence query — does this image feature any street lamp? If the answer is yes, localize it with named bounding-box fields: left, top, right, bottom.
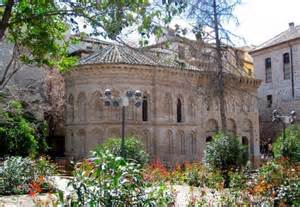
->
left=104, top=89, right=142, bottom=157
left=272, top=110, right=296, bottom=156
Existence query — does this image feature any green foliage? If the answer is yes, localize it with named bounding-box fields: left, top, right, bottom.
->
left=250, top=158, right=300, bottom=205
left=6, top=1, right=77, bottom=71
left=273, top=125, right=300, bottom=162
left=205, top=133, right=248, bottom=172
left=1, top=0, right=185, bottom=77
left=0, top=100, right=48, bottom=157
left=184, top=163, right=207, bottom=187
left=0, top=156, right=56, bottom=195
left=70, top=151, right=174, bottom=206
left=94, top=136, right=149, bottom=166
left=205, top=133, right=247, bottom=187
left=228, top=170, right=247, bottom=190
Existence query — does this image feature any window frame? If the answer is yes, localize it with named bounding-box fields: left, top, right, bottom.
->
left=265, top=58, right=272, bottom=83
left=283, top=53, right=291, bottom=80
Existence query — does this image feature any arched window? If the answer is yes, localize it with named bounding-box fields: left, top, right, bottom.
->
left=283, top=53, right=291, bottom=80
left=191, top=132, right=197, bottom=154
left=206, top=136, right=212, bottom=142
left=177, top=130, right=185, bottom=155
left=142, top=95, right=148, bottom=121
left=177, top=98, right=183, bottom=123
left=188, top=97, right=196, bottom=121
left=68, top=94, right=74, bottom=122
left=164, top=93, right=173, bottom=122
left=167, top=130, right=174, bottom=155
left=77, top=92, right=87, bottom=121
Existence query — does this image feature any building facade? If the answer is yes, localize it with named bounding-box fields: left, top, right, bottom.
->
left=64, top=44, right=261, bottom=165
left=251, top=22, right=300, bottom=148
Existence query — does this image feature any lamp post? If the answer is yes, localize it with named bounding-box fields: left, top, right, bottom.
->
left=272, top=110, right=296, bottom=156
left=104, top=89, right=142, bottom=157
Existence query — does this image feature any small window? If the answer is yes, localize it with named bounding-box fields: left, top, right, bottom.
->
left=206, top=136, right=212, bottom=142
left=267, top=95, right=272, bottom=108
left=242, top=136, right=249, bottom=145
left=177, top=98, right=182, bottom=123
left=142, top=96, right=148, bottom=122
left=283, top=53, right=291, bottom=80
left=265, top=58, right=272, bottom=83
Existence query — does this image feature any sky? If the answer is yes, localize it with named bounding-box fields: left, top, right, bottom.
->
left=79, top=0, right=300, bottom=47
left=229, top=0, right=300, bottom=46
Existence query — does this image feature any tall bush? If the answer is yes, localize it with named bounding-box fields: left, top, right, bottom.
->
left=273, top=125, right=300, bottom=162
left=205, top=133, right=247, bottom=187
left=0, top=100, right=48, bottom=157
left=94, top=136, right=149, bottom=166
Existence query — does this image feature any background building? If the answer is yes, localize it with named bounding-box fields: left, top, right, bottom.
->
left=251, top=22, right=300, bottom=150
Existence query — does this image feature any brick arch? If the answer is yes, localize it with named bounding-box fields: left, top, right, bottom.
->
left=176, top=130, right=185, bottom=155
left=77, top=92, right=87, bottom=122
left=190, top=130, right=197, bottom=155
left=167, top=129, right=174, bottom=155
left=77, top=129, right=87, bottom=158
left=206, top=119, right=219, bottom=133
left=141, top=129, right=152, bottom=155
left=188, top=96, right=196, bottom=121
left=242, top=119, right=254, bottom=159
left=89, top=91, right=103, bottom=121
left=89, top=128, right=104, bottom=152
left=67, top=94, right=74, bottom=123
left=227, top=118, right=237, bottom=135
left=164, top=93, right=173, bottom=122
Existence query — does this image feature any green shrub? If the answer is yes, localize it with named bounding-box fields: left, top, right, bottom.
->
left=70, top=151, right=174, bottom=206
left=0, top=100, right=48, bottom=157
left=94, top=136, right=149, bottom=166
left=0, top=156, right=56, bottom=195
left=273, top=125, right=300, bottom=162
left=184, top=163, right=208, bottom=187
left=228, top=170, right=247, bottom=190
left=205, top=133, right=248, bottom=187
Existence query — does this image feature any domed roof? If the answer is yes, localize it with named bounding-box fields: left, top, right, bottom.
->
left=79, top=44, right=200, bottom=71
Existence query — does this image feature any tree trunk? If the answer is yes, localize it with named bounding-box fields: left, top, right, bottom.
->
left=213, top=0, right=227, bottom=131
left=0, top=0, right=14, bottom=41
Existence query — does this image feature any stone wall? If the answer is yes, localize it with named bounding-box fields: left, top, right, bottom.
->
left=253, top=39, right=300, bottom=146
left=64, top=64, right=260, bottom=165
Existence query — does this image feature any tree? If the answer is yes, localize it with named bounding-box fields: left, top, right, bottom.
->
left=0, top=0, right=183, bottom=89
left=205, top=133, right=247, bottom=187
left=184, top=0, right=242, bottom=131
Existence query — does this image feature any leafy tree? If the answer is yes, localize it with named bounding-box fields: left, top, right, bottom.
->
left=0, top=100, right=48, bottom=157
left=184, top=0, right=242, bottom=131
left=205, top=133, right=247, bottom=187
left=0, top=0, right=183, bottom=89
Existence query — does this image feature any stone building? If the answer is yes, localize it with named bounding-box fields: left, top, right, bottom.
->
left=64, top=42, right=261, bottom=165
left=250, top=22, right=300, bottom=148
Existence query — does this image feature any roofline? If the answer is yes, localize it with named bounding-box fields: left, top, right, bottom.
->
left=250, top=37, right=300, bottom=55
left=64, top=63, right=261, bottom=86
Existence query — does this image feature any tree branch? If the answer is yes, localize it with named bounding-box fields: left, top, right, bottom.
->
left=0, top=0, right=14, bottom=41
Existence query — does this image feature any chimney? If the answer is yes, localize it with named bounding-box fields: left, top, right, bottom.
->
left=289, top=22, right=295, bottom=29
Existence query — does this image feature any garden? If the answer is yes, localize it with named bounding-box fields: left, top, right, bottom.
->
left=0, top=101, right=299, bottom=206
